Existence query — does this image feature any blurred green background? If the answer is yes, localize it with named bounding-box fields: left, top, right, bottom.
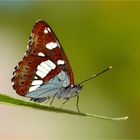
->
left=0, top=1, right=140, bottom=139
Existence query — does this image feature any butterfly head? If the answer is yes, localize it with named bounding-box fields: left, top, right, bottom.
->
left=65, top=84, right=83, bottom=98
left=72, top=84, right=83, bottom=94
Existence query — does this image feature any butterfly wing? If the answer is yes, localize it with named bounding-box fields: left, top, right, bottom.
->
left=12, top=20, right=74, bottom=98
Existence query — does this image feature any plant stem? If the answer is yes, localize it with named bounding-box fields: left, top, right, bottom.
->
left=0, top=93, right=128, bottom=121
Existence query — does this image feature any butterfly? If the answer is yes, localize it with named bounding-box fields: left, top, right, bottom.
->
left=12, top=19, right=111, bottom=112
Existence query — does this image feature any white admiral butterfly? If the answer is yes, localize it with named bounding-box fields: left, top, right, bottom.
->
left=12, top=19, right=112, bottom=112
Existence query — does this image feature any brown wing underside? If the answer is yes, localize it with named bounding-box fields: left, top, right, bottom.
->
left=12, top=20, right=74, bottom=96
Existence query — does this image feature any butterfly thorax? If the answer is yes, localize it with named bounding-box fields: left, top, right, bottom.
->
left=57, top=84, right=83, bottom=99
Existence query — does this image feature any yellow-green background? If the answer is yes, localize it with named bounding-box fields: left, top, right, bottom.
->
left=0, top=1, right=139, bottom=139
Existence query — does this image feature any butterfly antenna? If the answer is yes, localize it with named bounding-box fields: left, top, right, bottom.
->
left=79, top=66, right=112, bottom=85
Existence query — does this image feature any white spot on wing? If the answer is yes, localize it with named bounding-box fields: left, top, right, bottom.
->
left=36, top=19, right=42, bottom=23
left=34, top=76, right=38, bottom=79
left=46, top=42, right=57, bottom=50
left=57, top=60, right=65, bottom=65
left=36, top=60, right=56, bottom=78
left=12, top=81, right=14, bottom=86
left=45, top=60, right=56, bottom=69
left=47, top=27, right=51, bottom=32
left=31, top=80, right=43, bottom=85
left=37, top=65, right=50, bottom=75
left=36, top=70, right=46, bottom=78
left=38, top=52, right=45, bottom=57
left=26, top=45, right=29, bottom=49
left=44, top=28, right=48, bottom=34
left=40, top=62, right=51, bottom=71
left=28, top=33, right=34, bottom=45
left=44, top=27, right=51, bottom=34
left=24, top=52, right=27, bottom=56
left=29, top=85, right=40, bottom=92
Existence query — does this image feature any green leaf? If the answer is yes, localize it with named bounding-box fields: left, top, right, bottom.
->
left=0, top=93, right=128, bottom=121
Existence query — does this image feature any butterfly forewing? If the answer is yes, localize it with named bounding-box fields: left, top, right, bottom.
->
left=12, top=20, right=74, bottom=96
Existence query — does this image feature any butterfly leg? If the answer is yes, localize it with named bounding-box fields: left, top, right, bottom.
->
left=76, top=95, right=80, bottom=113
left=30, top=97, right=50, bottom=103
left=50, top=92, right=57, bottom=106
left=60, top=95, right=80, bottom=112
left=60, top=98, right=70, bottom=108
